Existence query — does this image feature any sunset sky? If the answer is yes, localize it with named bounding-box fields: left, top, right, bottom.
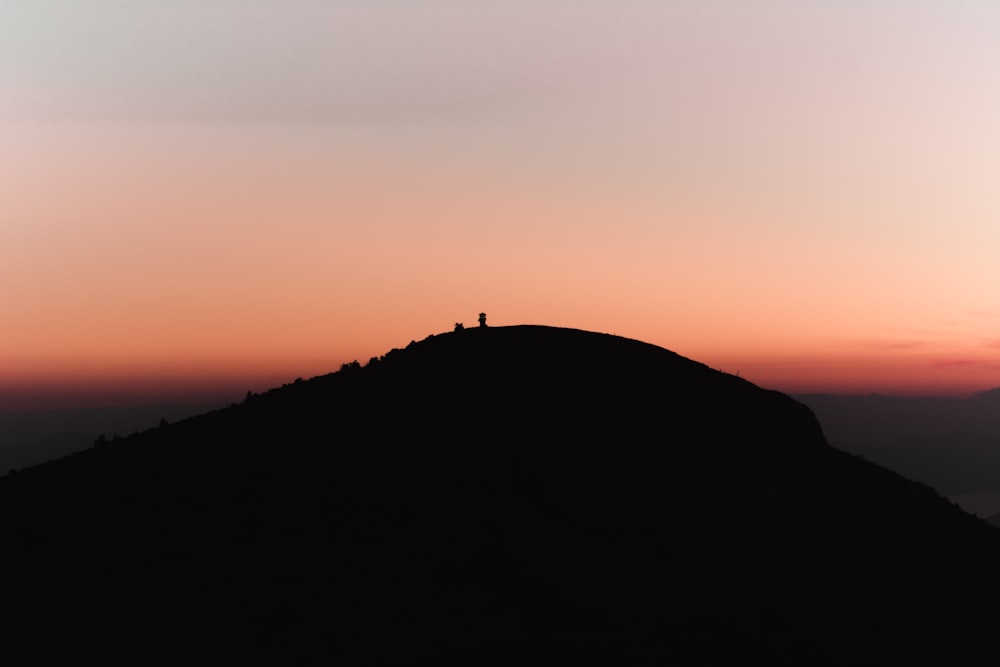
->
left=3, top=1, right=1000, bottom=408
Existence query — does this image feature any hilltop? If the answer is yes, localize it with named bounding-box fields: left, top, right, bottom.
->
left=1, top=325, right=999, bottom=665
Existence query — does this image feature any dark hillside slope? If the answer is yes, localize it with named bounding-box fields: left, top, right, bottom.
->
left=1, top=325, right=999, bottom=665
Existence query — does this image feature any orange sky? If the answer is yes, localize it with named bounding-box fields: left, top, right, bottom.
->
left=3, top=2, right=1000, bottom=408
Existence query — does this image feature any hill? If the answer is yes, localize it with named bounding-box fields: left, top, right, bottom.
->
left=1, top=325, right=999, bottom=665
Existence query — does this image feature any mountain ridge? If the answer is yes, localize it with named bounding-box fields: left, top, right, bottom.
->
left=1, top=324, right=998, bottom=664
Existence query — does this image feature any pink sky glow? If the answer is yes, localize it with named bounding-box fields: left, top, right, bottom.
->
left=3, top=2, right=1000, bottom=408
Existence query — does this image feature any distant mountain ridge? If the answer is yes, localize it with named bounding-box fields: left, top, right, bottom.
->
left=1, top=325, right=999, bottom=665
left=973, top=386, right=1000, bottom=400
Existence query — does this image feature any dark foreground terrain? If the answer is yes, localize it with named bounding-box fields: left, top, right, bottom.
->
left=2, top=326, right=999, bottom=665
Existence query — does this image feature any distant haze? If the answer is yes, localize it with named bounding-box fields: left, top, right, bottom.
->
left=3, top=2, right=1000, bottom=408
left=0, top=403, right=223, bottom=472
left=798, top=391, right=1000, bottom=516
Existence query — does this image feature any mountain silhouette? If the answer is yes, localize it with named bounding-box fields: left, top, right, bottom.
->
left=2, top=325, right=999, bottom=665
